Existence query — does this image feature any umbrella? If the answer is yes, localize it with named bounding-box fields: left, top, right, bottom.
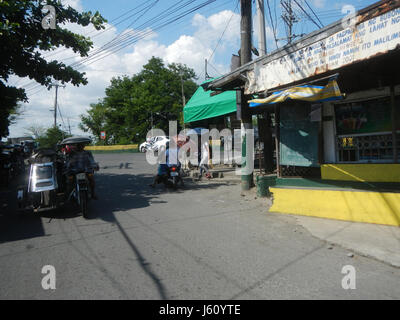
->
left=60, top=136, right=92, bottom=145
left=185, top=127, right=209, bottom=135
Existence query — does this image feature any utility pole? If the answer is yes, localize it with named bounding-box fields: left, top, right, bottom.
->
left=151, top=110, right=154, bottom=137
left=50, top=82, right=65, bottom=128
left=180, top=72, right=188, bottom=169
left=256, top=0, right=267, bottom=55
left=205, top=59, right=211, bottom=81
left=238, top=0, right=254, bottom=190
left=180, top=73, right=186, bottom=107
left=67, top=118, right=72, bottom=135
left=280, top=0, right=297, bottom=44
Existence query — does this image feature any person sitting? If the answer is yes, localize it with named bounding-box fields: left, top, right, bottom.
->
left=149, top=142, right=182, bottom=188
left=64, top=143, right=99, bottom=199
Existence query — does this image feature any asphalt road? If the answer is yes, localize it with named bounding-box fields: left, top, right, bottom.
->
left=0, top=153, right=399, bottom=299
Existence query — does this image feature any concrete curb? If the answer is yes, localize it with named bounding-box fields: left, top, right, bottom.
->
left=293, top=214, right=400, bottom=268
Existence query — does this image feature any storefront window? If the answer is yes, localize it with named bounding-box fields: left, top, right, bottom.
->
left=334, top=96, right=400, bottom=163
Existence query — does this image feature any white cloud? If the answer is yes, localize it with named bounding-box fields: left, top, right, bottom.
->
left=312, top=0, right=326, bottom=9
left=8, top=4, right=240, bottom=138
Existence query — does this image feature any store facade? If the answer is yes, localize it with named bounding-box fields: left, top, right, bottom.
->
left=205, top=0, right=400, bottom=226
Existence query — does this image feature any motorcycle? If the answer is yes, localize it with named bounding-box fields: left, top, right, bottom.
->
left=17, top=146, right=95, bottom=219
left=166, top=163, right=183, bottom=189
left=0, top=158, right=12, bottom=187
left=65, top=169, right=92, bottom=219
left=17, top=151, right=60, bottom=213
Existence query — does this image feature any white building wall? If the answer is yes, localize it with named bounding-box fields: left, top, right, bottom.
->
left=322, top=103, right=336, bottom=163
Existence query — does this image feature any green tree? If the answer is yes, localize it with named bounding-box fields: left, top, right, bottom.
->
left=81, top=57, right=198, bottom=144
left=36, top=126, right=69, bottom=149
left=79, top=102, right=108, bottom=145
left=0, top=0, right=106, bottom=137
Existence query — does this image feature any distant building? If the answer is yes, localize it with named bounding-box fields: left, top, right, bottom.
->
left=7, top=136, right=34, bottom=145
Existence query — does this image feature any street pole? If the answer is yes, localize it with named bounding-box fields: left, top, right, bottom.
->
left=256, top=0, right=267, bottom=55
left=50, top=82, right=65, bottom=128
left=54, top=85, right=58, bottom=127
left=67, top=118, right=72, bottom=135
left=239, top=0, right=254, bottom=190
left=151, top=111, right=154, bottom=137
left=180, top=72, right=188, bottom=169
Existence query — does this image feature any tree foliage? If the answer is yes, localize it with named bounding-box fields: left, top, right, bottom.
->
left=80, top=57, right=198, bottom=145
left=36, top=125, right=70, bottom=149
left=0, top=0, right=106, bottom=137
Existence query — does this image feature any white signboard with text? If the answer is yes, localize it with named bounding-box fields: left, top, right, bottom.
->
left=246, top=7, right=400, bottom=94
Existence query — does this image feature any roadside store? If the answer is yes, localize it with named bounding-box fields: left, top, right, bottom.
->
left=205, top=0, right=400, bottom=226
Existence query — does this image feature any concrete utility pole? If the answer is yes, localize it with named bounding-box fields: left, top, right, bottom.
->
left=205, top=59, right=211, bottom=81
left=50, top=82, right=65, bottom=128
left=238, top=0, right=254, bottom=190
left=67, top=118, right=72, bottom=135
left=256, top=0, right=267, bottom=55
left=281, top=0, right=297, bottom=44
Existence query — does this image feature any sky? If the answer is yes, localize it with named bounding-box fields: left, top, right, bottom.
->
left=6, top=0, right=378, bottom=139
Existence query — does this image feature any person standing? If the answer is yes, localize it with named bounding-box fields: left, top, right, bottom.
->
left=199, top=138, right=211, bottom=179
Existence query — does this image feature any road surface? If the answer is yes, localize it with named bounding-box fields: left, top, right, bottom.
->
left=0, top=153, right=399, bottom=299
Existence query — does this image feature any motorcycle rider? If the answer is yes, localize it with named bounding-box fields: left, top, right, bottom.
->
left=149, top=141, right=182, bottom=188
left=64, top=143, right=99, bottom=199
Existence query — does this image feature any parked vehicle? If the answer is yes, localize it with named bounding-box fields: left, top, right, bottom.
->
left=0, top=147, right=12, bottom=187
left=17, top=148, right=61, bottom=213
left=149, top=136, right=169, bottom=152
left=140, top=136, right=170, bottom=153
left=139, top=137, right=155, bottom=152
left=17, top=137, right=96, bottom=218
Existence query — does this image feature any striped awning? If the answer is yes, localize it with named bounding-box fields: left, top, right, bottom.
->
left=248, top=77, right=343, bottom=107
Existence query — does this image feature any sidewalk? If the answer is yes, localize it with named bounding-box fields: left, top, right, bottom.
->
left=293, top=215, right=400, bottom=268
left=185, top=168, right=400, bottom=268
left=185, top=165, right=241, bottom=183
left=263, top=192, right=400, bottom=268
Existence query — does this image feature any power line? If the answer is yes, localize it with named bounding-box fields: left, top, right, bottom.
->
left=207, top=0, right=239, bottom=64
left=303, top=0, right=324, bottom=28
left=67, top=0, right=200, bottom=69
left=292, top=0, right=322, bottom=29
left=207, top=61, right=224, bottom=77
left=72, top=0, right=217, bottom=69
left=266, top=0, right=279, bottom=49
left=16, top=0, right=225, bottom=94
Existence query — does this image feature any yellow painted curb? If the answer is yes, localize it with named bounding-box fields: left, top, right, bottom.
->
left=321, top=164, right=400, bottom=183
left=85, top=144, right=138, bottom=151
left=269, top=187, right=400, bottom=227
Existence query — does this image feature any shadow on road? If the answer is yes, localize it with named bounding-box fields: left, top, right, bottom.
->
left=0, top=169, right=236, bottom=299
left=0, top=176, right=47, bottom=244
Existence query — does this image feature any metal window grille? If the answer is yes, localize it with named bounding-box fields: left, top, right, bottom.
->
left=336, top=132, right=400, bottom=162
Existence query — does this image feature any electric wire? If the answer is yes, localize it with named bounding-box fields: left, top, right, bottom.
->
left=207, top=0, right=239, bottom=64
left=303, top=0, right=324, bottom=27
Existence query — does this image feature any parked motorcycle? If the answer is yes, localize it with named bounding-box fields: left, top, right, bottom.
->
left=17, top=149, right=60, bottom=212
left=0, top=153, right=12, bottom=187
left=17, top=142, right=95, bottom=219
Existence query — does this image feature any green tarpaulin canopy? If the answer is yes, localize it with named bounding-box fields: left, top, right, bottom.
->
left=183, top=79, right=236, bottom=124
